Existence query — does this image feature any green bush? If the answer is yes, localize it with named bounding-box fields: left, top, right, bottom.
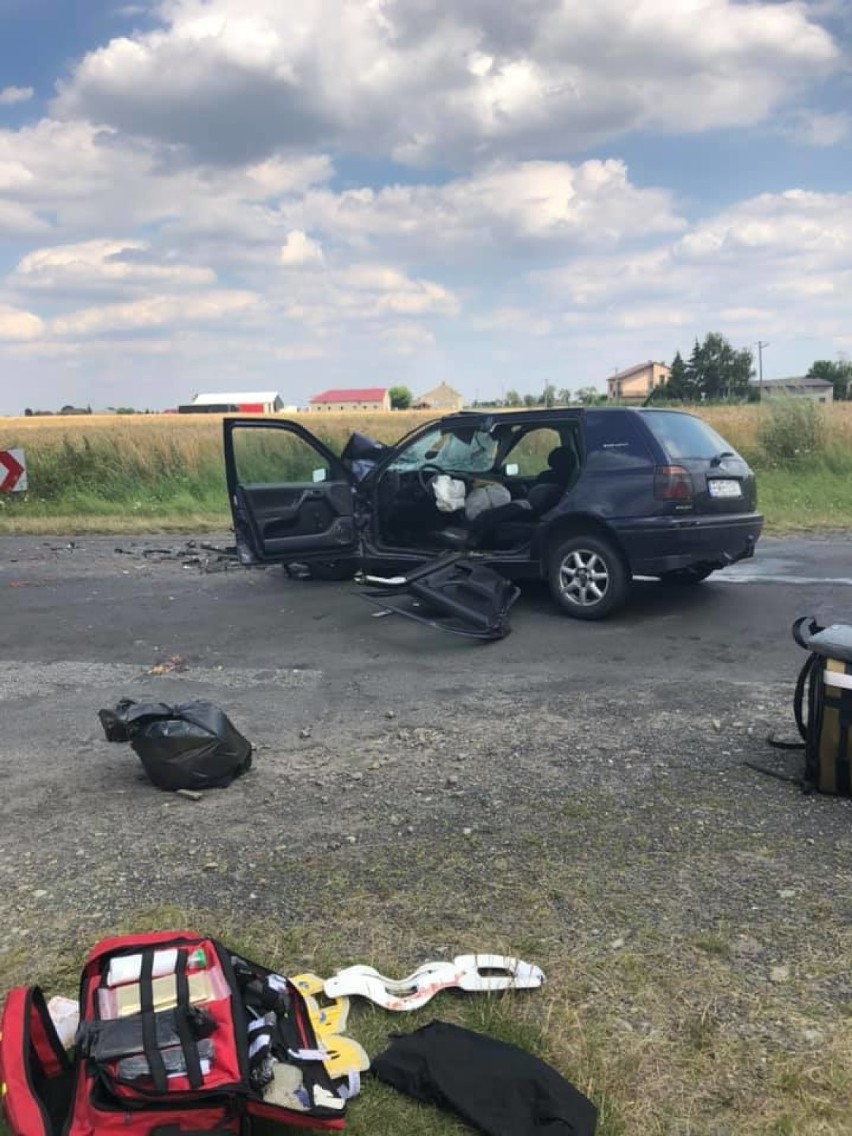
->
left=757, top=398, right=826, bottom=468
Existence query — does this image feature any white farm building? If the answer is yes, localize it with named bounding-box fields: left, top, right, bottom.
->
left=191, top=391, right=286, bottom=414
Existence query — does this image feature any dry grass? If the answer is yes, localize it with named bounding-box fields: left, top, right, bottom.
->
left=0, top=410, right=433, bottom=452
left=699, top=402, right=852, bottom=459
left=3, top=403, right=851, bottom=472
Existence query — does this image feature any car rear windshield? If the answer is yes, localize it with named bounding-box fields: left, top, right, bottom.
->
left=641, top=411, right=738, bottom=461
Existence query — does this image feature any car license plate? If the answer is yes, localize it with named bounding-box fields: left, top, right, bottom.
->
left=708, top=479, right=742, bottom=498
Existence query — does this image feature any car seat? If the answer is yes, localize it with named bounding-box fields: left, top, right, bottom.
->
left=431, top=445, right=580, bottom=551
left=525, top=445, right=579, bottom=516
left=431, top=499, right=534, bottom=552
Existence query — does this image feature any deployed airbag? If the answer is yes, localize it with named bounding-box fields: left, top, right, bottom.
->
left=432, top=475, right=467, bottom=513
left=465, top=483, right=511, bottom=520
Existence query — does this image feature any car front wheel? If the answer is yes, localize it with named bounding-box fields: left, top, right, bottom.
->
left=547, top=534, right=629, bottom=620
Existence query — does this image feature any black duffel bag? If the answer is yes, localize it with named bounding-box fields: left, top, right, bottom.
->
left=99, top=699, right=252, bottom=790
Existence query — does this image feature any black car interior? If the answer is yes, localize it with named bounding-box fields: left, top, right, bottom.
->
left=375, top=424, right=584, bottom=553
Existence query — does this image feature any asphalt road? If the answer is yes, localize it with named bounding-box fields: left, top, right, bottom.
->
left=1, top=533, right=850, bottom=981
left=2, top=533, right=850, bottom=688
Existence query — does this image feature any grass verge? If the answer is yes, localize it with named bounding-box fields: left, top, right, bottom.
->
left=0, top=466, right=849, bottom=536
left=1, top=898, right=850, bottom=1136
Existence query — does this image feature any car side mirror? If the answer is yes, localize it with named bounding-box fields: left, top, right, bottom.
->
left=312, top=468, right=328, bottom=483
left=505, top=463, right=519, bottom=477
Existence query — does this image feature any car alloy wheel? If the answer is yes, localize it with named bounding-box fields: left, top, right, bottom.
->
left=547, top=533, right=629, bottom=620
left=558, top=549, right=610, bottom=608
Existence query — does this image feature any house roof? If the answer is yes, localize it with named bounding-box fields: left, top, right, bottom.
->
left=193, top=391, right=281, bottom=405
left=757, top=376, right=834, bottom=389
left=415, top=382, right=463, bottom=402
left=609, top=361, right=670, bottom=383
left=309, top=387, right=388, bottom=404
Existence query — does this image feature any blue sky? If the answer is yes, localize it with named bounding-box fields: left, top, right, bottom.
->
left=0, top=0, right=850, bottom=413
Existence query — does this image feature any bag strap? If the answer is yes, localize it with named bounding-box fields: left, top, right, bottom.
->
left=768, top=651, right=818, bottom=750
left=743, top=759, right=802, bottom=785
left=140, top=949, right=168, bottom=1093
left=174, top=950, right=204, bottom=1090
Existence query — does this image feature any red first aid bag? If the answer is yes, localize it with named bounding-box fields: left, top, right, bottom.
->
left=1, top=931, right=347, bottom=1135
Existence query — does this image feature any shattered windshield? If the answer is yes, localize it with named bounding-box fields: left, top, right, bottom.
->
left=388, top=425, right=498, bottom=473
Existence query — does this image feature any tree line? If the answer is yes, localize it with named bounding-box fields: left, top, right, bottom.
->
left=652, top=332, right=850, bottom=403
left=371, top=340, right=852, bottom=413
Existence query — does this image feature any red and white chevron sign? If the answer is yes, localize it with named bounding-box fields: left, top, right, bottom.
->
left=0, top=449, right=26, bottom=493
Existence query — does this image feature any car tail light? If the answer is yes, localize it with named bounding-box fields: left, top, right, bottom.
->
left=654, top=465, right=693, bottom=502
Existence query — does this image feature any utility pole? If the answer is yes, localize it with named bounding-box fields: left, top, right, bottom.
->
left=757, top=341, right=769, bottom=397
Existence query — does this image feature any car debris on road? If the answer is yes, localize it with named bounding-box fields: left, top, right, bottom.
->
left=114, top=539, right=239, bottom=573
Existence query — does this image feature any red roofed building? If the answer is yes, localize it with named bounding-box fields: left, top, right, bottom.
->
left=309, top=387, right=390, bottom=412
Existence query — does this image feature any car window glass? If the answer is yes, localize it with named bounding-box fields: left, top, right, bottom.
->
left=584, top=415, right=655, bottom=470
left=387, top=426, right=498, bottom=473
left=641, top=411, right=737, bottom=461
left=504, top=428, right=562, bottom=476
left=233, top=426, right=333, bottom=484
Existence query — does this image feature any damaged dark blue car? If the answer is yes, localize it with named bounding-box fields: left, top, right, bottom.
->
left=224, top=407, right=763, bottom=637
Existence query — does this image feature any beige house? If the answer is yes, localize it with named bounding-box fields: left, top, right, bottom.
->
left=309, top=387, right=391, bottom=412
left=757, top=376, right=834, bottom=404
left=413, top=382, right=465, bottom=412
left=607, top=361, right=671, bottom=402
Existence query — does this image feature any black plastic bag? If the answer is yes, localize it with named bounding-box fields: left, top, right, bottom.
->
left=99, top=699, right=252, bottom=790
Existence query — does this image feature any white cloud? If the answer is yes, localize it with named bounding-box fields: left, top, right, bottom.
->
left=378, top=324, right=437, bottom=355
left=784, top=109, right=850, bottom=147
left=336, top=265, right=459, bottom=317
left=474, top=308, right=554, bottom=336
left=0, top=0, right=847, bottom=409
left=283, top=160, right=683, bottom=255
left=14, top=240, right=216, bottom=292
left=274, top=343, right=328, bottom=360
left=0, top=302, right=44, bottom=341
left=280, top=229, right=324, bottom=267
left=51, top=290, right=261, bottom=336
left=0, top=119, right=332, bottom=242
left=274, top=263, right=460, bottom=334
left=0, top=199, right=49, bottom=237
left=530, top=188, right=852, bottom=348
left=6, top=337, right=173, bottom=360
left=53, top=0, right=838, bottom=165
left=0, top=86, right=34, bottom=107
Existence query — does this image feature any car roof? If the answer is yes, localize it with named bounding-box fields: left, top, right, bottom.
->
left=435, top=408, right=583, bottom=429
left=430, top=406, right=699, bottom=431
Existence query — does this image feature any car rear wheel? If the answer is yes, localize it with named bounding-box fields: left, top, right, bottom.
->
left=547, top=534, right=629, bottom=620
left=660, top=565, right=715, bottom=585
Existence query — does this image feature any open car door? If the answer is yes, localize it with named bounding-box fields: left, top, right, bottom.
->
left=223, top=418, right=358, bottom=566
